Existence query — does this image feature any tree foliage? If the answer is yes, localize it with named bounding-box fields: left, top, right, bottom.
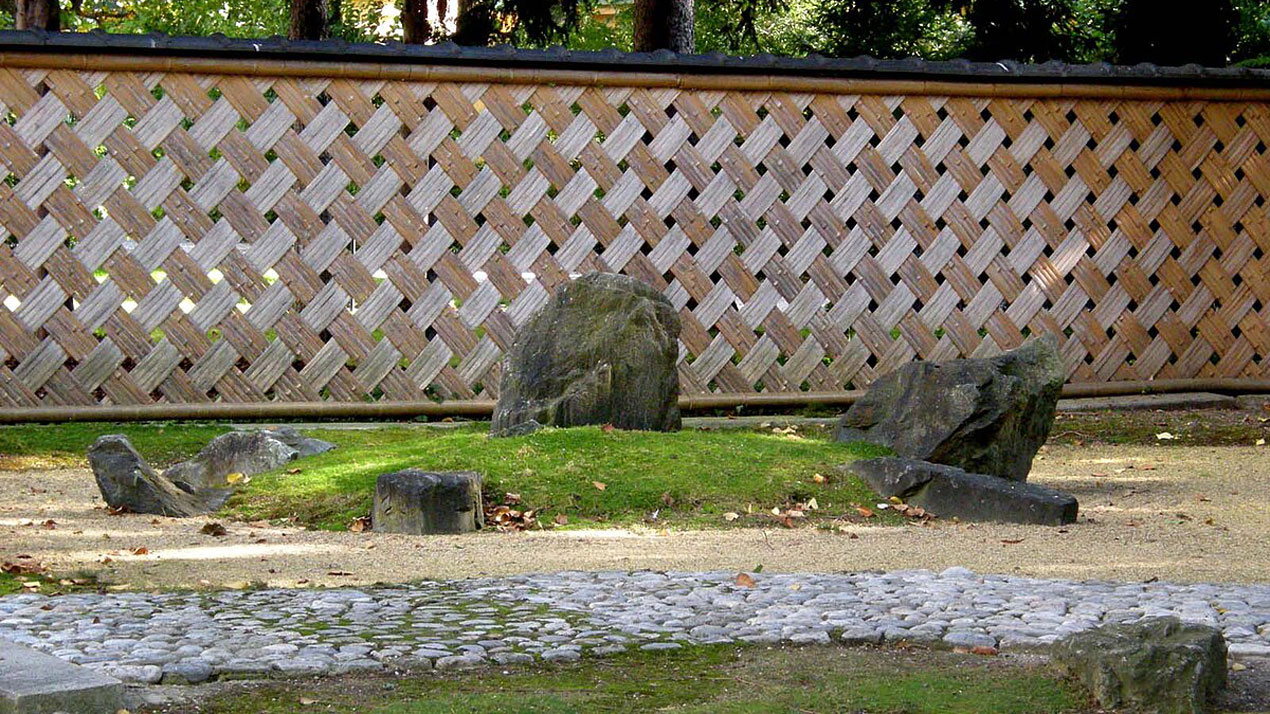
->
left=3, top=0, right=1269, bottom=69
left=1112, top=0, right=1238, bottom=66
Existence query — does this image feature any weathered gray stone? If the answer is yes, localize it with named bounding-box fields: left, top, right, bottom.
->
left=87, top=436, right=227, bottom=517
left=267, top=426, right=337, bottom=458
left=0, top=638, right=123, bottom=714
left=163, top=431, right=298, bottom=493
left=1052, top=617, right=1227, bottom=714
left=836, top=336, right=1065, bottom=481
left=492, top=272, right=681, bottom=437
left=372, top=470, right=484, bottom=535
left=846, top=457, right=1078, bottom=525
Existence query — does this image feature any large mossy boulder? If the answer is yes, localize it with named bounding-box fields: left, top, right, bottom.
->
left=491, top=273, right=681, bottom=437
left=835, top=336, right=1065, bottom=481
left=1052, top=617, right=1227, bottom=714
left=88, top=435, right=229, bottom=517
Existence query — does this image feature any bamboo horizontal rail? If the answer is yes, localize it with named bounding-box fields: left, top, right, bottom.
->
left=3, top=379, right=1269, bottom=423
left=1, top=51, right=1269, bottom=101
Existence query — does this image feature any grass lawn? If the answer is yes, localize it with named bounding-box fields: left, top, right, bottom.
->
left=166, top=644, right=1088, bottom=714
left=0, top=420, right=888, bottom=531
left=226, top=424, right=890, bottom=530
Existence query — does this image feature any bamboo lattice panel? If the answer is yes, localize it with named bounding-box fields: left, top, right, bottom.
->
left=0, top=65, right=1268, bottom=409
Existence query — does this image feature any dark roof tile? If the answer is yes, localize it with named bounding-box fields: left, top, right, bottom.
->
left=1, top=29, right=1268, bottom=88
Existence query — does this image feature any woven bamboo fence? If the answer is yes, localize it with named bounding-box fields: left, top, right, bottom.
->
left=0, top=49, right=1268, bottom=419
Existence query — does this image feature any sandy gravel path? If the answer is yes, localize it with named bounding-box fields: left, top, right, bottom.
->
left=2, top=443, right=1267, bottom=589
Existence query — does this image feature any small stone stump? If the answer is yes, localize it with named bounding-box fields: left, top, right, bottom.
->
left=1052, top=617, right=1227, bottom=714
left=372, top=470, right=484, bottom=535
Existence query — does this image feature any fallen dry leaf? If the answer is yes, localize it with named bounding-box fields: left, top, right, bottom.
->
left=806, top=497, right=819, bottom=510
left=131, top=547, right=149, bottom=556
left=601, top=423, right=615, bottom=433
left=854, top=506, right=876, bottom=518
left=554, top=514, right=568, bottom=526
left=1001, top=538, right=1024, bottom=544
left=225, top=472, right=248, bottom=485
left=592, top=481, right=607, bottom=491
left=348, top=516, right=370, bottom=533
left=811, top=473, right=826, bottom=484
left=661, top=492, right=675, bottom=507
left=1, top=561, right=45, bottom=575
left=734, top=573, right=756, bottom=588
left=326, top=571, right=352, bottom=577
left=286, top=467, right=303, bottom=474
left=723, top=512, right=739, bottom=522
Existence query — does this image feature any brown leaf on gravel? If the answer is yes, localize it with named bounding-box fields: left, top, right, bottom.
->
left=131, top=547, right=149, bottom=556
left=734, top=573, right=756, bottom=588
left=1, top=561, right=45, bottom=575
left=1001, top=538, right=1024, bottom=544
left=39, top=519, right=56, bottom=529
left=200, top=522, right=228, bottom=537
left=106, top=506, right=131, bottom=516
left=348, top=516, right=370, bottom=533
left=326, top=571, right=352, bottom=577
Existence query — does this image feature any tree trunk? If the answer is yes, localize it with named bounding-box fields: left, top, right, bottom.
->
left=401, top=0, right=430, bottom=43
left=633, top=0, right=694, bottom=53
left=15, top=0, right=60, bottom=31
left=453, top=0, right=496, bottom=46
left=289, top=0, right=327, bottom=40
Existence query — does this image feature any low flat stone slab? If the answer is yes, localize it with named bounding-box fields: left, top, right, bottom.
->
left=0, top=638, right=123, bottom=714
left=845, top=457, right=1078, bottom=526
left=1058, top=392, right=1238, bottom=413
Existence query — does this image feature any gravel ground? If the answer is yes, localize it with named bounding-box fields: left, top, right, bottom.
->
left=1, top=443, right=1268, bottom=588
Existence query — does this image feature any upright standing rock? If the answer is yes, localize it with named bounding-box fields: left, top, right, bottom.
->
left=491, top=273, right=681, bottom=436
left=372, top=470, right=484, bottom=535
left=88, top=436, right=228, bottom=517
left=835, top=336, right=1065, bottom=481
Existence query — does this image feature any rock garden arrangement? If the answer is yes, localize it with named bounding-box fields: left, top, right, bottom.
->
left=88, top=427, right=334, bottom=517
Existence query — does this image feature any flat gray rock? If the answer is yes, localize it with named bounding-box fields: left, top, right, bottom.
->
left=846, top=457, right=1078, bottom=525
left=1059, top=392, right=1238, bottom=413
left=836, top=337, right=1065, bottom=481
left=164, top=431, right=298, bottom=493
left=266, top=426, right=337, bottom=458
left=0, top=637, right=123, bottom=714
left=492, top=272, right=681, bottom=437
left=1052, top=616, right=1227, bottom=714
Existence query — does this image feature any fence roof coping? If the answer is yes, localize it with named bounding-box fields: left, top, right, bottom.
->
left=2, top=29, right=1269, bottom=88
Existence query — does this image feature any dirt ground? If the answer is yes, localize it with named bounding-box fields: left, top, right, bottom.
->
left=2, top=439, right=1268, bottom=589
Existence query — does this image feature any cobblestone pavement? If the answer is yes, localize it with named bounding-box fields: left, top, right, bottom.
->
left=2, top=568, right=1268, bottom=685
